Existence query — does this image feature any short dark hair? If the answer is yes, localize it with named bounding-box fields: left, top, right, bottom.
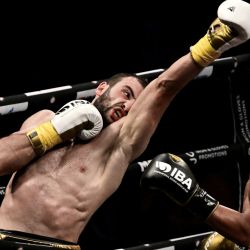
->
left=104, top=73, right=148, bottom=88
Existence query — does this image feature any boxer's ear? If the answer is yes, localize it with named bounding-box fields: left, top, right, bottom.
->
left=95, top=81, right=109, bottom=97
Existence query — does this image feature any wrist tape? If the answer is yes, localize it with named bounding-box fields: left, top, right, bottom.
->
left=186, top=187, right=219, bottom=221
left=190, top=35, right=221, bottom=67
left=191, top=18, right=236, bottom=67
left=26, top=121, right=62, bottom=156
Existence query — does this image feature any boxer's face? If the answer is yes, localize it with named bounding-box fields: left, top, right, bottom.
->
left=93, top=76, right=144, bottom=125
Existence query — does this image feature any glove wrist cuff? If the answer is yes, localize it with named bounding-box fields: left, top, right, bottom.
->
left=186, top=187, right=219, bottom=220
left=190, top=35, right=221, bottom=67
left=26, top=121, right=62, bottom=156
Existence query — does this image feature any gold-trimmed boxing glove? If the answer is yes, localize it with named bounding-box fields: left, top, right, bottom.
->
left=140, top=153, right=219, bottom=221
left=198, top=232, right=245, bottom=250
left=191, top=0, right=250, bottom=67
left=26, top=100, right=103, bottom=156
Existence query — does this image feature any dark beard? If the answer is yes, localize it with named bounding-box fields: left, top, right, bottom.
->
left=93, top=88, right=111, bottom=128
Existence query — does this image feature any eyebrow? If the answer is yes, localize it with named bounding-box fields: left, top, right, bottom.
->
left=125, top=85, right=136, bottom=99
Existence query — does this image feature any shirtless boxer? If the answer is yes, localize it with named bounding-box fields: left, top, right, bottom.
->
left=0, top=0, right=250, bottom=249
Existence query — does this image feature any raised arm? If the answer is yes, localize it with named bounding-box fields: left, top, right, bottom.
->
left=119, top=0, right=250, bottom=162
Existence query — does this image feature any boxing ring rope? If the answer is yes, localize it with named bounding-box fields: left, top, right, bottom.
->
left=135, top=142, right=250, bottom=174
left=0, top=53, right=249, bottom=116
left=115, top=231, right=214, bottom=250
left=0, top=53, right=249, bottom=250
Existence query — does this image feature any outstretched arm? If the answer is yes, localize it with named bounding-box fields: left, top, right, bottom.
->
left=117, top=0, right=250, bottom=162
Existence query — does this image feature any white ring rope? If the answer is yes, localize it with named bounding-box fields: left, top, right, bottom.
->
left=0, top=54, right=249, bottom=116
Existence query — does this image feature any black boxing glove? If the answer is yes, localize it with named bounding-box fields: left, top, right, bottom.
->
left=140, top=153, right=219, bottom=220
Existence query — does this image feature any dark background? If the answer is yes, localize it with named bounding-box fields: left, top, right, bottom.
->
left=2, top=1, right=249, bottom=97
left=1, top=1, right=250, bottom=250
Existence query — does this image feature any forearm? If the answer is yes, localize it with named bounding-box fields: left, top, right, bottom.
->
left=207, top=205, right=250, bottom=247
left=156, top=53, right=202, bottom=95
left=134, top=53, right=202, bottom=117
left=242, top=178, right=250, bottom=212
left=0, top=132, right=36, bottom=175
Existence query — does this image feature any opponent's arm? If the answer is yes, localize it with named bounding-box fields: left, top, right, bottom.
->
left=140, top=153, right=250, bottom=247
left=118, top=0, right=250, bottom=162
left=202, top=176, right=250, bottom=249
left=0, top=100, right=103, bottom=175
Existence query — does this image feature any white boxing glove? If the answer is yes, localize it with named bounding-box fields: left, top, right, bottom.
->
left=53, top=100, right=103, bottom=140
left=190, top=0, right=250, bottom=67
left=26, top=100, right=103, bottom=156
left=217, top=0, right=250, bottom=51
